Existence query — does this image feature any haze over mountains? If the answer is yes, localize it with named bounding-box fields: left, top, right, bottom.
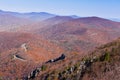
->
left=0, top=10, right=120, bottom=80
left=109, top=18, right=120, bottom=22
left=0, top=10, right=56, bottom=21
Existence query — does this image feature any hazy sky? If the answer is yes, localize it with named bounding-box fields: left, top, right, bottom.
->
left=0, top=0, right=120, bottom=18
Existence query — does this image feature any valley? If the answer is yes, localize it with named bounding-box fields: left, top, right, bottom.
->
left=0, top=10, right=120, bottom=80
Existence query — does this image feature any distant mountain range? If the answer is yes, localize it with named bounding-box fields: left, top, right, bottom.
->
left=1, top=9, right=119, bottom=22
left=0, top=10, right=56, bottom=21
left=0, top=10, right=80, bottom=31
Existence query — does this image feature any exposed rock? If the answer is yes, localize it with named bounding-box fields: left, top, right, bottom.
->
left=27, top=67, right=42, bottom=79
left=45, top=59, right=54, bottom=63
left=46, top=53, right=66, bottom=63
left=21, top=43, right=28, bottom=52
left=13, top=54, right=26, bottom=61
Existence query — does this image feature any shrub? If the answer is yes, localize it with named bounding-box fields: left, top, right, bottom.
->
left=41, top=65, right=47, bottom=71
left=104, top=52, right=110, bottom=61
left=0, top=76, right=2, bottom=80
left=101, top=51, right=110, bottom=62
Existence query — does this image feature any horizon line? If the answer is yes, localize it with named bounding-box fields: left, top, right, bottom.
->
left=0, top=9, right=119, bottom=19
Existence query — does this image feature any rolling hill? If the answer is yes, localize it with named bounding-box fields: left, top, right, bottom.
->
left=34, top=17, right=120, bottom=53
left=0, top=10, right=120, bottom=80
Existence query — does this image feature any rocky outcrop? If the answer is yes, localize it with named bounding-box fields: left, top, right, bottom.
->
left=21, top=43, right=28, bottom=52
left=13, top=54, right=26, bottom=61
left=46, top=54, right=66, bottom=63
left=27, top=68, right=41, bottom=79
left=25, top=54, right=66, bottom=80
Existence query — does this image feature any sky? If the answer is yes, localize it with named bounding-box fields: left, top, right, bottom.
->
left=0, top=0, right=120, bottom=18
